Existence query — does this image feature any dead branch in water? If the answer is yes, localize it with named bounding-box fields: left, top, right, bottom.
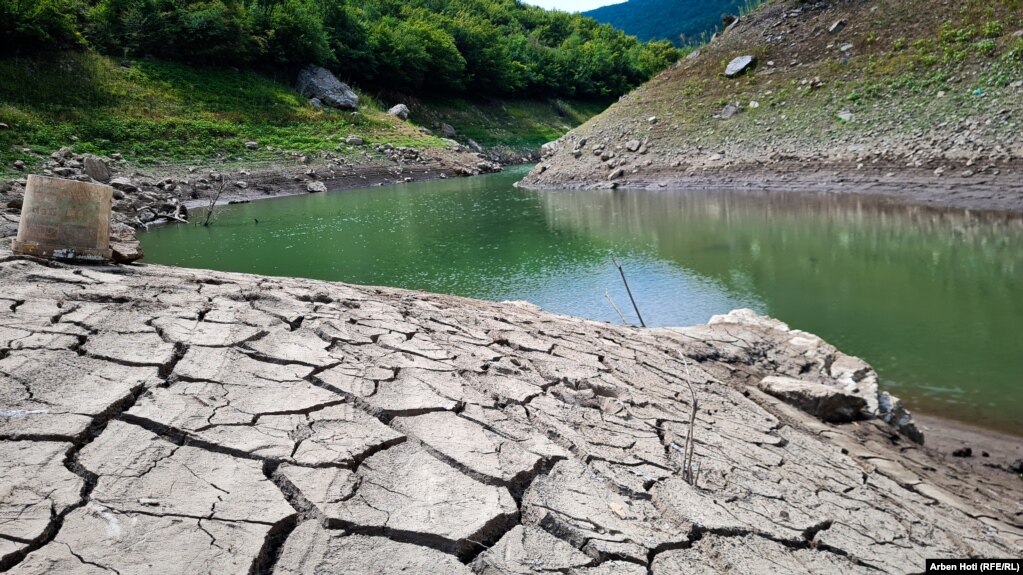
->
left=203, top=176, right=226, bottom=227
left=610, top=253, right=645, bottom=327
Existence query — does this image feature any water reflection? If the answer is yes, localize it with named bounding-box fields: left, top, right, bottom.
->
left=537, top=188, right=1023, bottom=434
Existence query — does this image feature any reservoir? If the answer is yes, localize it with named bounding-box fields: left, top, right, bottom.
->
left=141, top=166, right=1023, bottom=436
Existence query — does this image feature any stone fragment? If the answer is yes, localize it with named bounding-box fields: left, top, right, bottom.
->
left=109, top=177, right=138, bottom=193
left=295, top=65, right=359, bottom=110
left=387, top=104, right=410, bottom=120
left=758, top=376, right=867, bottom=422
left=274, top=522, right=473, bottom=575
left=110, top=222, right=144, bottom=263
left=83, top=156, right=110, bottom=182
left=724, top=55, right=756, bottom=78
left=306, top=181, right=327, bottom=193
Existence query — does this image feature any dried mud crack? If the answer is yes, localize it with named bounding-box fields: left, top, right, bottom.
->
left=1, top=255, right=1021, bottom=574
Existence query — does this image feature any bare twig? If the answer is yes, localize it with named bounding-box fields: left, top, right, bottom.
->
left=203, top=177, right=226, bottom=227
left=678, top=352, right=701, bottom=486
left=610, top=253, right=645, bottom=327
left=604, top=289, right=629, bottom=325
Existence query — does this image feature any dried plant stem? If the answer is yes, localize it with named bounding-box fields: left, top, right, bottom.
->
left=679, top=353, right=701, bottom=486
left=604, top=289, right=629, bottom=325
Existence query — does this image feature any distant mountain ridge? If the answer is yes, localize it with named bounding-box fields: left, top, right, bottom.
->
left=583, top=0, right=747, bottom=45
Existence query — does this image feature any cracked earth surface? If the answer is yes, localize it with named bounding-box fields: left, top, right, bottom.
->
left=0, top=256, right=1020, bottom=574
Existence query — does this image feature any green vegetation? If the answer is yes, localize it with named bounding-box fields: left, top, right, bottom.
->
left=413, top=99, right=610, bottom=154
left=1, top=0, right=680, bottom=99
left=584, top=0, right=748, bottom=45
left=0, top=52, right=603, bottom=174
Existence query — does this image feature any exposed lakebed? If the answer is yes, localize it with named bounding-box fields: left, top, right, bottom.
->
left=141, top=166, right=1023, bottom=435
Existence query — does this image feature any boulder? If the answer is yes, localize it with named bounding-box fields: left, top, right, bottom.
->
left=540, top=141, right=560, bottom=159
left=758, top=376, right=867, bottom=423
left=877, top=391, right=924, bottom=443
left=110, top=222, right=144, bottom=264
left=13, top=160, right=25, bottom=171
left=306, top=181, right=327, bottom=193
left=441, top=123, right=457, bottom=138
left=724, top=55, right=756, bottom=78
left=625, top=140, right=642, bottom=152
left=387, top=104, right=410, bottom=120
left=829, top=19, right=848, bottom=34
left=295, top=66, right=359, bottom=111
left=109, top=177, right=139, bottom=194
left=244, top=141, right=258, bottom=150
left=345, top=135, right=364, bottom=146
left=83, top=156, right=111, bottom=182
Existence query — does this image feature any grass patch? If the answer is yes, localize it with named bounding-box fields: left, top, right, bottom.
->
left=1, top=52, right=605, bottom=176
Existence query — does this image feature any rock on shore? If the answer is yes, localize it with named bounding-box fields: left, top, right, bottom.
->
left=0, top=255, right=1020, bottom=574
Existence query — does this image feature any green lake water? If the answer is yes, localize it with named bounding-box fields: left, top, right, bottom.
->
left=140, top=166, right=1023, bottom=436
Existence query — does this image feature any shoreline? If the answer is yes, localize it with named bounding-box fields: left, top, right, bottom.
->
left=6, top=157, right=1023, bottom=455
left=520, top=161, right=1023, bottom=215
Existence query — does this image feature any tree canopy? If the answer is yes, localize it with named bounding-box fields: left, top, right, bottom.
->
left=1, top=0, right=681, bottom=98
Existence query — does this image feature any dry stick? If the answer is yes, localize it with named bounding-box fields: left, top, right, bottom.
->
left=610, top=253, right=646, bottom=327
left=604, top=289, right=629, bottom=325
left=679, top=353, right=700, bottom=486
left=203, top=177, right=226, bottom=227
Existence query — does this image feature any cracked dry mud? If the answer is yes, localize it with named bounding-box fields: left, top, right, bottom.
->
left=0, top=256, right=1021, bottom=574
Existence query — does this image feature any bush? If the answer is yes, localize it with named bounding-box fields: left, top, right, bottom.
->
left=0, top=0, right=86, bottom=53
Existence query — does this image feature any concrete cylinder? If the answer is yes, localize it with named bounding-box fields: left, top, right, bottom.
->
left=12, top=175, right=113, bottom=263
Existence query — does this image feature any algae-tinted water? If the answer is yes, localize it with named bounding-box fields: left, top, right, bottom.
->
left=141, top=166, right=1023, bottom=435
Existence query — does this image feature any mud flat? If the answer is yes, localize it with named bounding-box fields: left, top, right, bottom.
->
left=0, top=254, right=1021, bottom=574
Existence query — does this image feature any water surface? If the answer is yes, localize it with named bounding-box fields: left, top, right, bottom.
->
left=141, top=167, right=1023, bottom=435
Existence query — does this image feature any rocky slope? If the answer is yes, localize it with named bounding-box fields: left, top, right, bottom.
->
left=0, top=253, right=1020, bottom=574
left=522, top=0, right=1023, bottom=211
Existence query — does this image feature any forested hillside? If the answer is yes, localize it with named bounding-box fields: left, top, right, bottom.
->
left=584, top=0, right=747, bottom=45
left=1, top=0, right=679, bottom=98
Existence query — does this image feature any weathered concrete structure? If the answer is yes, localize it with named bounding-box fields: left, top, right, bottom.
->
left=0, top=255, right=1020, bottom=574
